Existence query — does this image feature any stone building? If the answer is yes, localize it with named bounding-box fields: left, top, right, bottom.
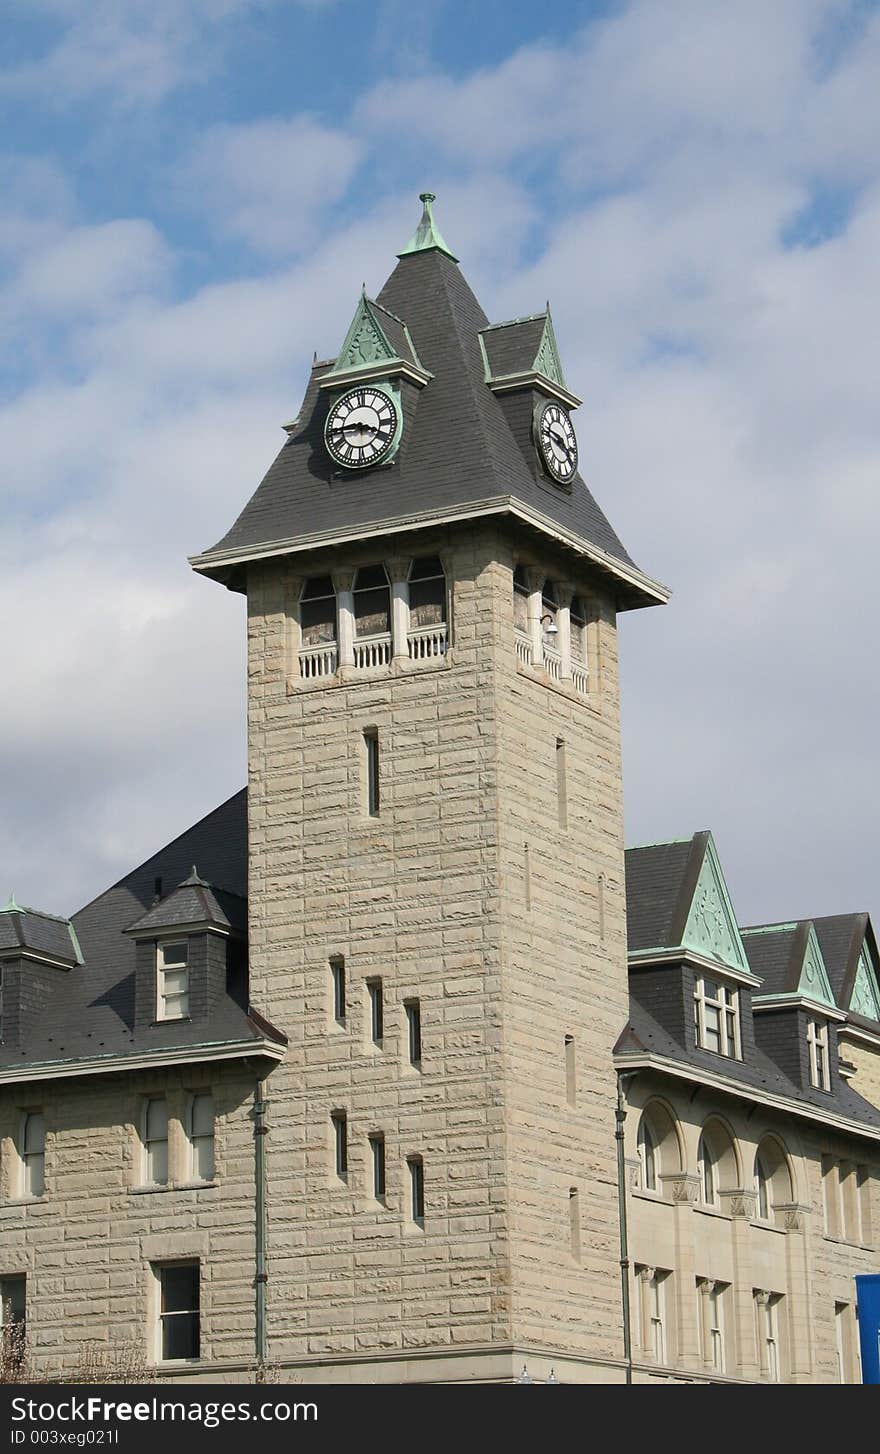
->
left=2, top=196, right=879, bottom=1384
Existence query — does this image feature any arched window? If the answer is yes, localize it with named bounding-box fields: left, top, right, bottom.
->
left=408, top=557, right=446, bottom=629
left=353, top=565, right=390, bottom=638
left=570, top=595, right=587, bottom=664
left=638, top=1117, right=658, bottom=1191
left=513, top=565, right=529, bottom=634
left=698, top=1133, right=716, bottom=1206
left=143, top=1098, right=169, bottom=1186
left=754, top=1152, right=770, bottom=1220
left=300, top=575, right=337, bottom=647
left=21, top=1113, right=45, bottom=1198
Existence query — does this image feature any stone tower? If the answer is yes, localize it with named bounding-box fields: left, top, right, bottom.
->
left=191, top=194, right=668, bottom=1382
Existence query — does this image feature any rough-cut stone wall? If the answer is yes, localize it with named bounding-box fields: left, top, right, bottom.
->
left=0, top=1065, right=257, bottom=1380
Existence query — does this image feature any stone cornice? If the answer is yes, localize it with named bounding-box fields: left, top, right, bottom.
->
left=0, top=1037, right=285, bottom=1087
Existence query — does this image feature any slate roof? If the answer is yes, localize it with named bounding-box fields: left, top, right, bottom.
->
left=192, top=229, right=665, bottom=609
left=624, top=837, right=701, bottom=953
left=740, top=924, right=801, bottom=996
left=125, top=868, right=247, bottom=936
left=0, top=903, right=82, bottom=967
left=0, top=790, right=284, bottom=1076
left=481, top=315, right=548, bottom=379
left=814, top=913, right=866, bottom=1005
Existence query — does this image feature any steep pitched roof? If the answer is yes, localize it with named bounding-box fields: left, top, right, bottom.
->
left=191, top=203, right=667, bottom=611
left=741, top=920, right=836, bottom=1008
left=0, top=899, right=82, bottom=967
left=814, top=913, right=880, bottom=1025
left=125, top=867, right=247, bottom=936
left=625, top=830, right=749, bottom=974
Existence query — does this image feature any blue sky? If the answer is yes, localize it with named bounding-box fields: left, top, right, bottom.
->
left=3, top=0, right=880, bottom=928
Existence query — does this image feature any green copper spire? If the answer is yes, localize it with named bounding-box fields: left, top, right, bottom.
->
left=397, top=191, right=459, bottom=263
left=0, top=891, right=23, bottom=913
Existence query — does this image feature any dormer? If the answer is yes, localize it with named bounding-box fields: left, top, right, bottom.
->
left=813, top=913, right=880, bottom=1085
left=124, top=868, right=247, bottom=1031
left=625, top=831, right=760, bottom=1066
left=0, top=894, right=83, bottom=1048
left=742, top=920, right=845, bottom=1096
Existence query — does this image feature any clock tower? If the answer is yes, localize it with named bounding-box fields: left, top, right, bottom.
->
left=191, top=193, right=668, bottom=1383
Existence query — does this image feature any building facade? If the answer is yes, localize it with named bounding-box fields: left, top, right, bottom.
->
left=2, top=197, right=879, bottom=1384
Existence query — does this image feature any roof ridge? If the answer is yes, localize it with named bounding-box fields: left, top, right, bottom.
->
left=480, top=311, right=548, bottom=333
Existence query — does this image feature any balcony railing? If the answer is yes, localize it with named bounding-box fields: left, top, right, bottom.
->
left=571, top=661, right=588, bottom=695
left=543, top=643, right=562, bottom=682
left=353, top=632, right=392, bottom=670
left=513, top=632, right=589, bottom=697
left=408, top=624, right=448, bottom=660
left=299, top=642, right=338, bottom=679
left=514, top=630, right=531, bottom=668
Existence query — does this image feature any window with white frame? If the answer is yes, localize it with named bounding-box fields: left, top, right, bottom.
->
left=754, top=1291, right=782, bottom=1382
left=698, top=1279, right=728, bottom=1373
left=143, top=1098, right=169, bottom=1185
left=187, top=1094, right=214, bottom=1182
left=693, top=975, right=741, bottom=1058
left=637, top=1116, right=658, bottom=1192
left=155, top=1262, right=200, bottom=1362
left=697, top=1133, right=717, bottom=1206
left=807, top=1018, right=830, bottom=1090
left=835, top=1300, right=859, bottom=1383
left=20, top=1112, right=45, bottom=1198
left=634, top=1266, right=669, bottom=1364
left=157, top=941, right=189, bottom=1021
left=754, top=1151, right=770, bottom=1220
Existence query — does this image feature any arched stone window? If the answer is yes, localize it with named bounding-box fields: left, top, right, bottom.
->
left=753, top=1136, right=794, bottom=1225
left=638, top=1118, right=658, bottom=1191
left=300, top=576, right=337, bottom=647
left=697, top=1120, right=738, bottom=1208
left=635, top=1102, right=682, bottom=1195
left=353, top=565, right=390, bottom=638
left=408, top=556, right=446, bottom=629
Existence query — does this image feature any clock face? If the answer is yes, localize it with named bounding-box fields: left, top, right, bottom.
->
left=537, top=402, right=577, bottom=483
left=324, top=387, right=399, bottom=469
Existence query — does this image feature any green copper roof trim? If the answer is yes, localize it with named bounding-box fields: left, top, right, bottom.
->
left=67, top=922, right=84, bottom=966
left=740, top=923, right=799, bottom=936
left=681, top=833, right=748, bottom=972
left=797, top=923, right=836, bottom=1008
left=533, top=311, right=566, bottom=389
left=397, top=192, right=458, bottom=263
left=0, top=892, right=23, bottom=913
left=325, top=294, right=398, bottom=378
left=850, top=940, right=880, bottom=1021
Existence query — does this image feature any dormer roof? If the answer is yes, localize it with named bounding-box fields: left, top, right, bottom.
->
left=124, top=866, right=247, bottom=938
left=0, top=895, right=83, bottom=969
left=625, top=830, right=750, bottom=977
left=742, top=920, right=837, bottom=1012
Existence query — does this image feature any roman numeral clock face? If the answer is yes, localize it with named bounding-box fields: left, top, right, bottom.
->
left=324, top=388, right=399, bottom=469
left=537, top=402, right=577, bottom=483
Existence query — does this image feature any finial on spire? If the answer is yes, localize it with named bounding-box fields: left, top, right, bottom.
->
left=397, top=190, right=459, bottom=263
left=1, top=890, right=23, bottom=913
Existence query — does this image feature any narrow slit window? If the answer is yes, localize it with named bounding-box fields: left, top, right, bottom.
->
left=408, top=1156, right=424, bottom=1224
left=331, top=1112, right=348, bottom=1182
left=367, top=979, right=384, bottom=1045
left=187, top=1094, right=214, bottom=1183
left=570, top=595, right=587, bottom=665
left=369, top=1134, right=386, bottom=1200
left=364, top=730, right=380, bottom=817
left=157, top=941, right=189, bottom=1021
left=21, top=1112, right=45, bottom=1198
left=331, top=958, right=346, bottom=1025
left=143, top=1099, right=168, bottom=1186
left=556, top=738, right=568, bottom=829
left=569, top=1187, right=581, bottom=1260
left=405, top=999, right=422, bottom=1067
left=564, top=1035, right=576, bottom=1105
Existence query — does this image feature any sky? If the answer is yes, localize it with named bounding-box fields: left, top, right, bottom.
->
left=3, top=0, right=880, bottom=930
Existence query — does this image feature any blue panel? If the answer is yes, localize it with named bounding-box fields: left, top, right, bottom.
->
left=855, top=1274, right=880, bottom=1383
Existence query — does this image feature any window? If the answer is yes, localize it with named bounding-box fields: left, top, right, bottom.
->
left=697, top=1133, right=716, bottom=1206
left=331, top=1112, right=348, bottom=1182
left=143, top=1098, right=168, bottom=1185
left=634, top=1266, right=669, bottom=1364
left=331, top=957, right=346, bottom=1025
left=807, top=1018, right=830, bottom=1090
left=300, top=575, right=337, bottom=647
left=839, top=1160, right=860, bottom=1242
left=754, top=1152, right=770, bottom=1220
left=513, top=564, right=529, bottom=633
left=367, top=979, right=384, bottom=1045
left=564, top=1035, right=576, bottom=1107
left=353, top=564, right=390, bottom=638
left=369, top=1134, right=386, bottom=1200
left=405, top=999, right=421, bottom=1067
left=570, top=595, right=587, bottom=664
left=187, top=1094, right=214, bottom=1182
left=822, top=1154, right=840, bottom=1236
left=156, top=1263, right=199, bottom=1362
left=698, top=1280, right=727, bottom=1372
left=408, top=1156, right=424, bottom=1224
left=569, top=1187, right=580, bottom=1260
left=20, top=1112, right=45, bottom=1198
left=0, top=1275, right=26, bottom=1373
left=408, top=557, right=446, bottom=629
left=754, top=1291, right=782, bottom=1382
left=694, top=976, right=740, bottom=1058
left=836, top=1300, right=859, bottom=1383
left=556, top=738, right=567, bottom=829
left=637, top=1116, right=658, bottom=1192
left=364, top=730, right=380, bottom=817
left=157, top=941, right=189, bottom=1021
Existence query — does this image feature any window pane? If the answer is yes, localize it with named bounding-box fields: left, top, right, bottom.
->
left=161, top=943, right=187, bottom=967
left=194, top=1136, right=214, bottom=1182
left=148, top=1140, right=168, bottom=1185
left=23, top=1114, right=45, bottom=1155
left=146, top=1100, right=168, bottom=1140
left=409, top=577, right=445, bottom=628
left=409, top=556, right=444, bottom=582
left=301, top=575, right=334, bottom=600
left=191, top=1095, right=213, bottom=1138
left=301, top=596, right=337, bottom=645
left=161, top=1265, right=199, bottom=1315
left=25, top=1153, right=44, bottom=1197
left=162, top=969, right=188, bottom=996
left=163, top=1312, right=199, bottom=1361
left=354, top=587, right=390, bottom=636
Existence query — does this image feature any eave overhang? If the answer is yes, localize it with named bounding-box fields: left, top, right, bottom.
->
left=190, top=495, right=671, bottom=612
left=628, top=947, right=762, bottom=989
left=0, top=1035, right=286, bottom=1087
left=613, top=1048, right=880, bottom=1143
left=314, top=357, right=432, bottom=396
left=752, top=994, right=847, bottom=1021
left=486, top=372, right=581, bottom=410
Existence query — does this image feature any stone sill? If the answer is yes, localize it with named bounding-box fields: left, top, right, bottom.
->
left=2, top=1196, right=45, bottom=1207
left=132, top=1181, right=217, bottom=1196
left=823, top=1234, right=874, bottom=1251
left=693, top=1205, right=732, bottom=1222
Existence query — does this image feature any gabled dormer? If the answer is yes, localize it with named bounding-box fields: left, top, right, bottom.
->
left=479, top=309, right=582, bottom=493
left=124, top=867, right=247, bottom=1031
left=0, top=895, right=83, bottom=1048
left=742, top=920, right=845, bottom=1098
left=625, top=831, right=760, bottom=1066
